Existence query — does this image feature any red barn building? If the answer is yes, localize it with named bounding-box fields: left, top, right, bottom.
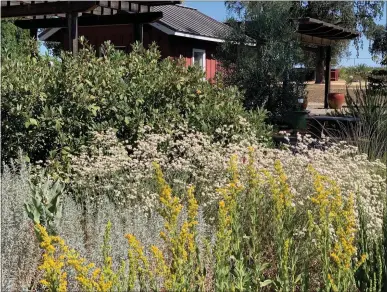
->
left=40, top=4, right=232, bottom=81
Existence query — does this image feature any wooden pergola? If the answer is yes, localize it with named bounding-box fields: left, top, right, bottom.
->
left=1, top=1, right=179, bottom=55
left=294, top=18, right=359, bottom=109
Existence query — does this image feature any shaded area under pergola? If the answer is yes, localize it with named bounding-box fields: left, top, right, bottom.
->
left=293, top=17, right=359, bottom=109
left=1, top=1, right=180, bottom=55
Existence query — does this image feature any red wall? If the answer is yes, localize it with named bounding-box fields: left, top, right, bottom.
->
left=60, top=24, right=219, bottom=81
left=169, top=36, right=218, bottom=80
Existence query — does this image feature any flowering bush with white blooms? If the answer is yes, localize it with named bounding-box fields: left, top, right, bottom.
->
left=69, top=126, right=386, bottom=233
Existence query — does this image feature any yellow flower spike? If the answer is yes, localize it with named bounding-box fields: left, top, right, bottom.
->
left=328, top=274, right=338, bottom=292
left=309, top=166, right=358, bottom=289
left=330, top=252, right=341, bottom=265
left=40, top=279, right=50, bottom=287
left=151, top=246, right=169, bottom=278
left=152, top=162, right=204, bottom=289
left=126, top=233, right=151, bottom=288
left=36, top=224, right=69, bottom=292
left=92, top=268, right=101, bottom=280
left=355, top=254, right=368, bottom=270
left=58, top=272, right=67, bottom=292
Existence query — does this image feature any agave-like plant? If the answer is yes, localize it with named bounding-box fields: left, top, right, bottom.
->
left=24, top=171, right=65, bottom=236
left=343, top=85, right=387, bottom=161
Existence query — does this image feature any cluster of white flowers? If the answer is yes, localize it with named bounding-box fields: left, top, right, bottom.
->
left=69, top=126, right=386, bottom=232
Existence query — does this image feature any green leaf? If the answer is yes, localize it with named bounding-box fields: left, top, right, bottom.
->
left=88, top=104, right=100, bottom=116
left=55, top=119, right=62, bottom=131
left=260, top=280, right=272, bottom=287
left=30, top=118, right=38, bottom=126
left=25, top=118, right=38, bottom=128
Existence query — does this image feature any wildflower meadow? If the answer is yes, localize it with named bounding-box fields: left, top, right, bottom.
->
left=1, top=41, right=387, bottom=292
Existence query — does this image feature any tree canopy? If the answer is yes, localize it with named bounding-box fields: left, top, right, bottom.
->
left=1, top=20, right=36, bottom=58
left=218, top=2, right=308, bottom=115
left=218, top=1, right=385, bottom=115
left=370, top=25, right=387, bottom=66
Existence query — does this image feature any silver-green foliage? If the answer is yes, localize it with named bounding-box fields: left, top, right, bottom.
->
left=1, top=161, right=40, bottom=291
left=355, top=199, right=387, bottom=291
left=1, top=160, right=173, bottom=291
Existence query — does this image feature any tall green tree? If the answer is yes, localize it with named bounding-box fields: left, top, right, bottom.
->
left=295, top=1, right=384, bottom=82
left=370, top=24, right=387, bottom=66
left=1, top=20, right=36, bottom=58
left=217, top=2, right=306, bottom=116
left=219, top=1, right=384, bottom=113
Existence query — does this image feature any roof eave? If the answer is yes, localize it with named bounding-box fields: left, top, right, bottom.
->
left=150, top=21, right=226, bottom=43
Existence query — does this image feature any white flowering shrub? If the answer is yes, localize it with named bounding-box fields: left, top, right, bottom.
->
left=69, top=127, right=386, bottom=233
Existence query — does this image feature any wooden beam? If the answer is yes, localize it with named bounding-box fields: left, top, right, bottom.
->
left=14, top=12, right=163, bottom=29
left=324, top=46, right=331, bottom=109
left=130, top=1, right=181, bottom=6
left=67, top=11, right=78, bottom=56
left=1, top=1, right=97, bottom=18
left=298, top=23, right=325, bottom=33
left=301, top=45, right=319, bottom=53
left=300, top=27, right=337, bottom=36
left=298, top=34, right=334, bottom=47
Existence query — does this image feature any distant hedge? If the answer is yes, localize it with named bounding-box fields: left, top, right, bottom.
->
left=368, top=69, right=387, bottom=90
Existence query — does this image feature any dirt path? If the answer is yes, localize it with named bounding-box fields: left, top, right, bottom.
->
left=306, top=80, right=364, bottom=104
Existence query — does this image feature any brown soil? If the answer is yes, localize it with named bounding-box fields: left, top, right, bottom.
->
left=306, top=80, right=362, bottom=104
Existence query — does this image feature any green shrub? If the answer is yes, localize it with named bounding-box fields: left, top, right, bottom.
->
left=1, top=39, right=270, bottom=166
left=339, top=65, right=376, bottom=84
left=368, top=69, right=387, bottom=90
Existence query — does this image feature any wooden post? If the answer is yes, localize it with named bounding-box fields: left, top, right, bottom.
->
left=67, top=12, right=78, bottom=55
left=315, top=46, right=325, bottom=84
left=134, top=23, right=143, bottom=43
left=324, top=45, right=331, bottom=109
left=29, top=28, right=37, bottom=39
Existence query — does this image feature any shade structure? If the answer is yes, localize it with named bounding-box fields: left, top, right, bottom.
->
left=296, top=17, right=359, bottom=45
left=14, top=12, right=164, bottom=29
left=1, top=1, right=180, bottom=55
left=293, top=18, right=360, bottom=108
left=1, top=1, right=180, bottom=18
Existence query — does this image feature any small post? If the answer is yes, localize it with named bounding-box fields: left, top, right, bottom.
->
left=67, top=12, right=78, bottom=56
left=29, top=28, right=37, bottom=39
left=324, top=46, right=332, bottom=109
left=134, top=23, right=143, bottom=43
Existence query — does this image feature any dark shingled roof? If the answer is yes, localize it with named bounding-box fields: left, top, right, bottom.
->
left=151, top=4, right=232, bottom=39
left=39, top=4, right=236, bottom=42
